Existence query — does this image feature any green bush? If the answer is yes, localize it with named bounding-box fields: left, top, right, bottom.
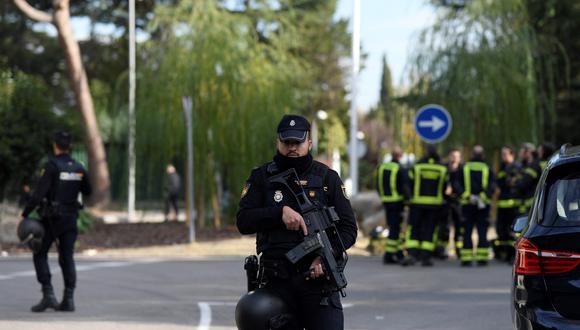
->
left=76, top=210, right=92, bottom=234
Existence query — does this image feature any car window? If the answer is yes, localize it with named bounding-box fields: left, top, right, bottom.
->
left=544, top=174, right=580, bottom=226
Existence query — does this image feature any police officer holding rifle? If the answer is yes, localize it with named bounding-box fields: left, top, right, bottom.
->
left=235, top=114, right=357, bottom=330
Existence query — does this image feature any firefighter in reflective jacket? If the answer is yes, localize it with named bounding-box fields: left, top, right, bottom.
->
left=376, top=146, right=410, bottom=264
left=402, top=145, right=447, bottom=267
left=455, top=145, right=495, bottom=267
left=494, top=146, right=520, bottom=262
left=537, top=142, right=555, bottom=172
left=514, top=143, right=541, bottom=216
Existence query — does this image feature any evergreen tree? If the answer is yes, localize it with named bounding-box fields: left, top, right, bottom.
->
left=379, top=54, right=394, bottom=117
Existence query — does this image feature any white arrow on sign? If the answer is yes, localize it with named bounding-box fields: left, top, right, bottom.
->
left=418, top=116, right=446, bottom=132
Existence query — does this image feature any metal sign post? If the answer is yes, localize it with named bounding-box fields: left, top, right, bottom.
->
left=182, top=96, right=195, bottom=243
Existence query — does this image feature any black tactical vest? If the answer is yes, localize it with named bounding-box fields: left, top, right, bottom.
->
left=257, top=161, right=329, bottom=255
left=48, top=155, right=85, bottom=215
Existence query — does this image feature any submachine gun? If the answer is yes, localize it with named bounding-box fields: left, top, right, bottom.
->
left=269, top=168, right=349, bottom=297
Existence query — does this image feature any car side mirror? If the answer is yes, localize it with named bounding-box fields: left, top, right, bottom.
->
left=511, top=216, right=528, bottom=234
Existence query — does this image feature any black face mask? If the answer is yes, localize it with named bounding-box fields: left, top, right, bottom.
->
left=273, top=152, right=313, bottom=174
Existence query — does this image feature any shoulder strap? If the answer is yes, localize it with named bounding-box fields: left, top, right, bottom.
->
left=311, top=162, right=330, bottom=199
left=311, top=161, right=329, bottom=179
left=47, top=157, right=60, bottom=171
left=266, top=161, right=278, bottom=175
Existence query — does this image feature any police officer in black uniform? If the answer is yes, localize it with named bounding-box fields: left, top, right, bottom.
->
left=20, top=131, right=92, bottom=312
left=236, top=114, right=357, bottom=330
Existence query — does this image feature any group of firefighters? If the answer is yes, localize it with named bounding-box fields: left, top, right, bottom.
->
left=374, top=142, right=554, bottom=267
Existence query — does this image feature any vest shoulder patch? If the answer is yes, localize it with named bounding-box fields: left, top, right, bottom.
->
left=241, top=183, right=251, bottom=198
left=341, top=185, right=350, bottom=200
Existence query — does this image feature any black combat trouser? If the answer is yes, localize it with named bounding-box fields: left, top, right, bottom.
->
left=384, top=202, right=404, bottom=256
left=260, top=258, right=343, bottom=330
left=33, top=218, right=77, bottom=289
left=460, top=205, right=490, bottom=262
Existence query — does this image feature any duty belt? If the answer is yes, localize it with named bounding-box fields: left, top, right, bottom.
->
left=259, top=258, right=310, bottom=281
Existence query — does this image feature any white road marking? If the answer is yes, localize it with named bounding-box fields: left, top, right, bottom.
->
left=0, top=259, right=161, bottom=281
left=197, top=302, right=212, bottom=330
left=197, top=302, right=238, bottom=330
left=447, top=288, right=509, bottom=294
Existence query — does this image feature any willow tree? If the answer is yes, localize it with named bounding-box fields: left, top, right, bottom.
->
left=405, top=0, right=544, bottom=150
left=137, top=0, right=308, bottom=227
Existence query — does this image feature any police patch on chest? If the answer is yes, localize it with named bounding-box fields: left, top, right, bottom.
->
left=60, top=172, right=83, bottom=181
left=273, top=190, right=283, bottom=202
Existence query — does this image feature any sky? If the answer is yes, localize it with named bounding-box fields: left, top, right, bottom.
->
left=335, top=0, right=437, bottom=111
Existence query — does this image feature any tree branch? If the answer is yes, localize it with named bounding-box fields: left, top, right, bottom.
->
left=12, top=0, right=53, bottom=23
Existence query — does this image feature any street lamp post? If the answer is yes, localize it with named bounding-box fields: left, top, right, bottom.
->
left=349, top=0, right=361, bottom=196
left=128, top=0, right=136, bottom=222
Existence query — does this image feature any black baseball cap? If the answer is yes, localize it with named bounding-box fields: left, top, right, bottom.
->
left=277, top=115, right=311, bottom=143
left=53, top=131, right=72, bottom=150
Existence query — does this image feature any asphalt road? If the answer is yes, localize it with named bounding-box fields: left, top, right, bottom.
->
left=0, top=255, right=513, bottom=330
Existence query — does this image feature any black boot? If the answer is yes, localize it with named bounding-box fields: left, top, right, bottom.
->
left=31, top=285, right=59, bottom=312
left=57, top=288, right=75, bottom=312
left=382, top=252, right=397, bottom=264
left=420, top=251, right=434, bottom=267
left=400, top=255, right=416, bottom=266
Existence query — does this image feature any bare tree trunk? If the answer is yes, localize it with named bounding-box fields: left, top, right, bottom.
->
left=208, top=153, right=221, bottom=229
left=13, top=0, right=110, bottom=206
left=196, top=184, right=205, bottom=229
left=210, top=191, right=221, bottom=229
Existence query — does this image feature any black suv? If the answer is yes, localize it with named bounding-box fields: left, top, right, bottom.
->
left=511, top=144, right=580, bottom=329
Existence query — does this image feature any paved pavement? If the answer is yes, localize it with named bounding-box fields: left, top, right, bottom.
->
left=0, top=255, right=513, bottom=330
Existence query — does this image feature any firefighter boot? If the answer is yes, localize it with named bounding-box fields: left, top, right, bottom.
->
left=400, top=255, right=416, bottom=266
left=383, top=252, right=398, bottom=264
left=31, top=285, right=59, bottom=312
left=421, top=251, right=434, bottom=267
left=57, top=287, right=75, bottom=312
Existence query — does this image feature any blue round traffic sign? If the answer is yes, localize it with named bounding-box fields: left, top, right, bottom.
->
left=414, top=104, right=452, bottom=143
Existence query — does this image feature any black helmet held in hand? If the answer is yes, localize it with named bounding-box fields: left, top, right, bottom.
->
left=235, top=288, right=297, bottom=330
left=17, top=218, right=45, bottom=253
